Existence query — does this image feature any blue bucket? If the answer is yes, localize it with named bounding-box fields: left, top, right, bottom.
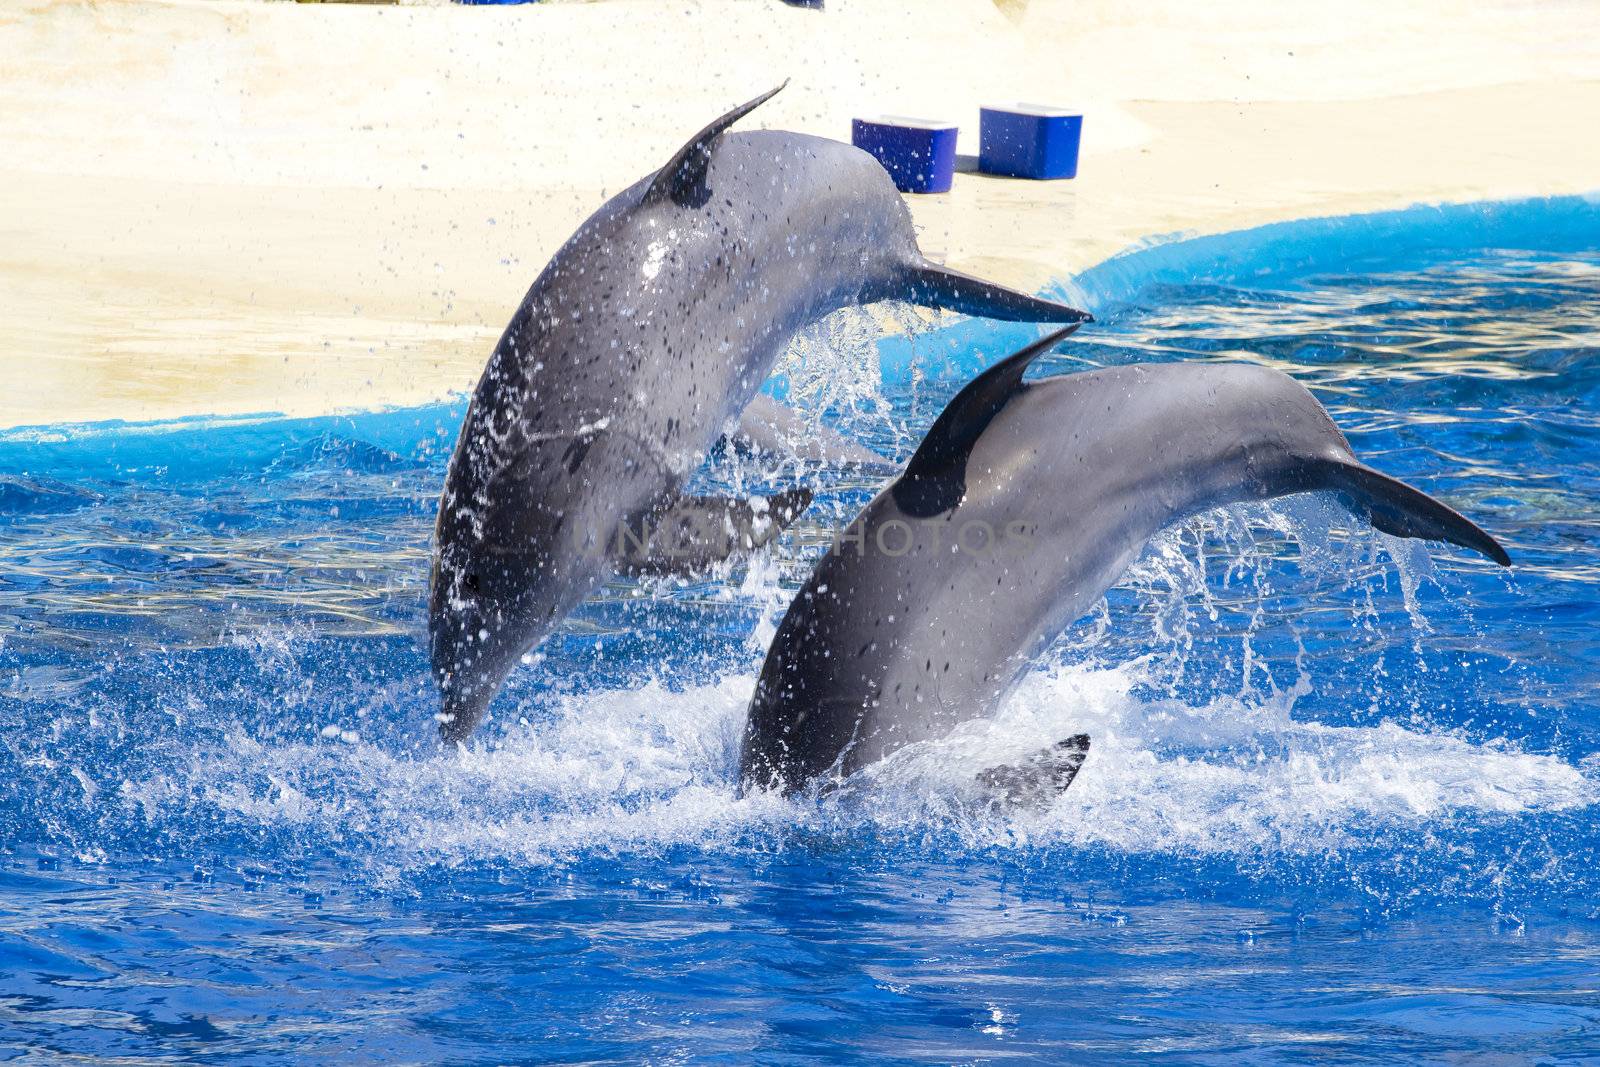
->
left=851, top=116, right=959, bottom=194
left=979, top=105, right=1082, bottom=180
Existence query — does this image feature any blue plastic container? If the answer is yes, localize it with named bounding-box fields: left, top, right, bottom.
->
left=851, top=116, right=959, bottom=194
left=979, top=105, right=1082, bottom=180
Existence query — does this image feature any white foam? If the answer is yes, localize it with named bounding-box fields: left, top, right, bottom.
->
left=121, top=655, right=1595, bottom=880
left=856, top=663, right=1595, bottom=852
left=107, top=501, right=1594, bottom=882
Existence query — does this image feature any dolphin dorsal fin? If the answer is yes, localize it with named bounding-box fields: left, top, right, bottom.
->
left=893, top=324, right=1081, bottom=517
left=643, top=81, right=788, bottom=209
left=902, top=324, right=1081, bottom=483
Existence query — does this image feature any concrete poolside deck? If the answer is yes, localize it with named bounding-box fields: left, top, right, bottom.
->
left=2, top=0, right=1597, bottom=427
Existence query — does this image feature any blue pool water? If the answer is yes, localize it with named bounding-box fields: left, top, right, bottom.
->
left=3, top=222, right=1600, bottom=1061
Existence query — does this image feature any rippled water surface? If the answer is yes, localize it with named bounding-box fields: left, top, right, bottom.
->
left=2, top=247, right=1598, bottom=1062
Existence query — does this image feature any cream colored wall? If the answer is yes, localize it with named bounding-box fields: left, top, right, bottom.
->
left=2, top=0, right=1597, bottom=426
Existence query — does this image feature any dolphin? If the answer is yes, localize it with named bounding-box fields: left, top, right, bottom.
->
left=430, top=85, right=1090, bottom=741
left=738, top=326, right=1511, bottom=795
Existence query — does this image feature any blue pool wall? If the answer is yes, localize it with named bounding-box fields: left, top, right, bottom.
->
left=4, top=193, right=1597, bottom=486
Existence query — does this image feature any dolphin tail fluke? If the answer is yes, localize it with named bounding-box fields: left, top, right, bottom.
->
left=1319, top=459, right=1511, bottom=567
left=977, top=734, right=1091, bottom=808
left=902, top=260, right=1092, bottom=324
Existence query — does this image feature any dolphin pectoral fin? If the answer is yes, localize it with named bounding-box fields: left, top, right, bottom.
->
left=977, top=734, right=1091, bottom=807
left=613, top=487, right=814, bottom=577
left=644, top=81, right=788, bottom=209
left=902, top=260, right=1092, bottom=324
left=1320, top=459, right=1512, bottom=566
left=722, top=395, right=892, bottom=469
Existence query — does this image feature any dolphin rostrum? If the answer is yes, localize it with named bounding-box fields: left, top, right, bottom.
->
left=430, top=86, right=1090, bottom=740
left=739, top=326, right=1511, bottom=795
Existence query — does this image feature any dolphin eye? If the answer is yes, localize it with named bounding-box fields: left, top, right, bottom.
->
left=464, top=572, right=482, bottom=594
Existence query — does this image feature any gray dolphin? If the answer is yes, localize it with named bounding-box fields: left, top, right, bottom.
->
left=430, top=85, right=1090, bottom=741
left=739, top=326, right=1511, bottom=795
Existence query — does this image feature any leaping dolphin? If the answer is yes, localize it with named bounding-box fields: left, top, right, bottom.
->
left=430, top=85, right=1090, bottom=741
left=739, top=326, right=1511, bottom=795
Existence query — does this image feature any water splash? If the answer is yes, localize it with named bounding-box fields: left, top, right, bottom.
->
left=4, top=256, right=1598, bottom=911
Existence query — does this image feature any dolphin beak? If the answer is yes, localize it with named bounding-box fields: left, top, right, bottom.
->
left=435, top=674, right=492, bottom=744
